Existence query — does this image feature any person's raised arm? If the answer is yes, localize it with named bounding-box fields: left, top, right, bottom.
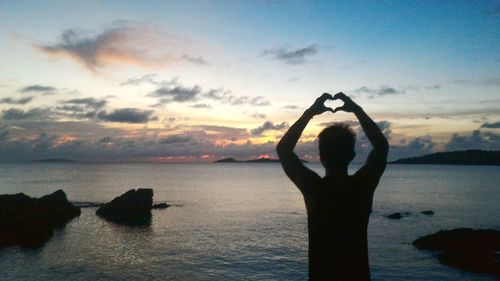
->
left=277, top=93, right=334, bottom=194
left=332, top=93, right=389, bottom=180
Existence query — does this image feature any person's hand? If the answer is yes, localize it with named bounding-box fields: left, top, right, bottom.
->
left=332, top=92, right=361, bottom=113
left=307, top=93, right=335, bottom=116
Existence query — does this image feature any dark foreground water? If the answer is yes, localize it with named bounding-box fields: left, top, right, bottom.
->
left=0, top=163, right=499, bottom=280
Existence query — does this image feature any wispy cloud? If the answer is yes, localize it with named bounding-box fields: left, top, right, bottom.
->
left=119, top=73, right=159, bottom=86
left=349, top=84, right=442, bottom=99
left=34, top=22, right=204, bottom=71
left=56, top=97, right=108, bottom=119
left=145, top=79, right=271, bottom=107
left=250, top=121, right=289, bottom=136
left=149, top=85, right=202, bottom=105
left=251, top=113, right=266, bottom=119
left=2, top=108, right=49, bottom=120
left=64, top=98, right=107, bottom=109
left=480, top=121, right=500, bottom=129
left=262, top=44, right=318, bottom=65
left=20, top=85, right=56, bottom=94
left=203, top=89, right=270, bottom=106
left=352, top=86, right=405, bottom=98
left=190, top=103, right=211, bottom=109
left=182, top=55, right=208, bottom=65
left=97, top=108, right=156, bottom=123
left=159, top=135, right=195, bottom=145
left=0, top=96, right=34, bottom=105
left=453, top=77, right=500, bottom=87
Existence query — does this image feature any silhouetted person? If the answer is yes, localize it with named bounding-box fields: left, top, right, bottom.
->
left=277, top=93, right=388, bottom=281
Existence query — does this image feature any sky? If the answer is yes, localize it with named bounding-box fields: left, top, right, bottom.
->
left=0, top=0, right=499, bottom=162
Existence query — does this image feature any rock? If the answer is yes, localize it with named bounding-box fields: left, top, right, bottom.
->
left=420, top=210, right=434, bottom=215
left=96, top=189, right=153, bottom=225
left=0, top=190, right=81, bottom=248
left=413, top=228, right=500, bottom=277
left=386, top=212, right=410, bottom=219
left=152, top=203, right=170, bottom=209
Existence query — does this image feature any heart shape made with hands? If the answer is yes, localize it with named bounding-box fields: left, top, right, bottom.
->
left=324, top=99, right=345, bottom=112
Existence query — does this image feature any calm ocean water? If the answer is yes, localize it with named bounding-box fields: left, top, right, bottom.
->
left=0, top=163, right=499, bottom=281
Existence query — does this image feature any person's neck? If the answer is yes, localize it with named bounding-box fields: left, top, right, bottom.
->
left=325, top=165, right=348, bottom=177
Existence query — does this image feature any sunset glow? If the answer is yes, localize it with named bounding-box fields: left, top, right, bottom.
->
left=0, top=1, right=498, bottom=162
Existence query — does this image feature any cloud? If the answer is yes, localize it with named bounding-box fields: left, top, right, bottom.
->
left=480, top=121, right=500, bottom=129
left=250, top=121, right=289, bottom=136
left=147, top=80, right=271, bottom=107
left=182, top=55, right=208, bottom=65
left=444, top=130, right=500, bottom=151
left=453, top=77, right=500, bottom=87
left=3, top=116, right=492, bottom=163
left=249, top=96, right=271, bottom=106
left=64, top=98, right=107, bottom=109
left=190, top=103, right=211, bottom=109
left=99, top=136, right=113, bottom=144
left=0, top=96, right=34, bottom=105
left=149, top=85, right=201, bottom=105
left=262, top=44, right=318, bottom=64
left=283, top=105, right=299, bottom=110
left=97, top=108, right=156, bottom=123
left=0, top=128, right=280, bottom=162
left=2, top=108, right=49, bottom=120
left=390, top=136, right=436, bottom=160
left=203, top=89, right=271, bottom=106
left=193, top=124, right=249, bottom=140
left=0, top=127, right=9, bottom=141
left=251, top=113, right=266, bottom=119
left=159, top=135, right=194, bottom=145
left=56, top=97, right=107, bottom=119
left=352, top=86, right=405, bottom=98
left=425, top=84, right=441, bottom=90
left=34, top=22, right=204, bottom=71
left=204, top=88, right=230, bottom=101
left=19, top=85, right=56, bottom=94
left=119, top=73, right=159, bottom=86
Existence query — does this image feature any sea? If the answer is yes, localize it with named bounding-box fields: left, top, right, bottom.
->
left=0, top=163, right=499, bottom=281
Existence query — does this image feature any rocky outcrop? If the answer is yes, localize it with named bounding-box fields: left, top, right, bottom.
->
left=0, top=190, right=81, bottom=248
left=420, top=210, right=434, bottom=215
left=96, top=189, right=153, bottom=225
left=413, top=228, right=500, bottom=277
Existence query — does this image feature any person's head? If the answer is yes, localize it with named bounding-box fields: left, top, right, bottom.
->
left=318, top=123, right=356, bottom=168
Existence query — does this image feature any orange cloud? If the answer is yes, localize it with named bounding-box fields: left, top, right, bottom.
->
left=34, top=22, right=206, bottom=71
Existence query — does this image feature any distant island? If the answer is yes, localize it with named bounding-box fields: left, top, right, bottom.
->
left=31, top=158, right=78, bottom=163
left=390, top=150, right=499, bottom=166
left=214, top=157, right=308, bottom=163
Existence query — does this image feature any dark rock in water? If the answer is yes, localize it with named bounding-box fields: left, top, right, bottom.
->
left=420, top=210, right=434, bottom=215
left=386, top=212, right=410, bottom=219
left=0, top=190, right=81, bottom=248
left=152, top=203, right=170, bottom=209
left=413, top=228, right=500, bottom=277
left=96, top=189, right=153, bottom=225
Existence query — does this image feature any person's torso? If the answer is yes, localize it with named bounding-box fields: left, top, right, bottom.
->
left=305, top=176, right=374, bottom=280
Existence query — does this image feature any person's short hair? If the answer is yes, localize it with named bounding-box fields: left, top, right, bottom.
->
left=318, top=123, right=356, bottom=167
